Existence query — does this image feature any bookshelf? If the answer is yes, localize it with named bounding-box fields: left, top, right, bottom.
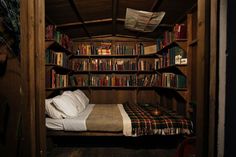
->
left=44, top=22, right=193, bottom=116
left=69, top=40, right=159, bottom=88
left=153, top=22, right=192, bottom=117
left=45, top=25, right=73, bottom=93
left=67, top=40, right=161, bottom=104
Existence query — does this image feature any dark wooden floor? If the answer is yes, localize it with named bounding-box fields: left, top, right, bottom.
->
left=47, top=135, right=182, bottom=157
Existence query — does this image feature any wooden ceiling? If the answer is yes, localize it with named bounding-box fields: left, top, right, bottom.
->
left=45, top=0, right=197, bottom=40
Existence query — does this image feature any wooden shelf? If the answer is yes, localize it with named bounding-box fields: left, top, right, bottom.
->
left=137, top=70, right=156, bottom=74
left=45, top=64, right=71, bottom=72
left=45, top=39, right=72, bottom=54
left=90, top=86, right=137, bottom=89
left=156, top=39, right=187, bottom=55
left=157, top=64, right=187, bottom=76
left=154, top=86, right=187, bottom=91
left=89, top=70, right=138, bottom=74
left=188, top=39, right=198, bottom=46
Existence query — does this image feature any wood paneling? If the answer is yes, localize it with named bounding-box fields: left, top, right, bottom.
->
left=21, top=0, right=46, bottom=156
left=45, top=0, right=197, bottom=39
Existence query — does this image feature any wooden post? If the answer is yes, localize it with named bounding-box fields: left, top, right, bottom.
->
left=20, top=0, right=45, bottom=156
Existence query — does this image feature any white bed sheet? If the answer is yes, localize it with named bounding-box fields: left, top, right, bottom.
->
left=46, top=104, right=95, bottom=131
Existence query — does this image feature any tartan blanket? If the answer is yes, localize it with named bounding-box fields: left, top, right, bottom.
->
left=123, top=103, right=193, bottom=136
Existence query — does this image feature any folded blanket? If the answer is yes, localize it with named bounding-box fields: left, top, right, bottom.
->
left=86, top=104, right=123, bottom=132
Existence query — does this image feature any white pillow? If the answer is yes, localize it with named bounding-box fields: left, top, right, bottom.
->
left=45, top=99, right=66, bottom=119
left=73, top=89, right=89, bottom=108
left=62, top=91, right=85, bottom=113
left=52, top=93, right=82, bottom=117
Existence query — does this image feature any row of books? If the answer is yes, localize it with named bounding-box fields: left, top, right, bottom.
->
left=154, top=46, right=187, bottom=69
left=45, top=69, right=69, bottom=88
left=45, top=25, right=73, bottom=51
left=45, top=49, right=68, bottom=67
left=161, top=73, right=186, bottom=88
left=137, top=74, right=162, bottom=87
left=90, top=75, right=137, bottom=87
left=156, top=24, right=187, bottom=50
left=74, top=42, right=151, bottom=56
left=138, top=60, right=155, bottom=71
left=67, top=58, right=187, bottom=72
left=69, top=59, right=137, bottom=71
left=46, top=71, right=186, bottom=89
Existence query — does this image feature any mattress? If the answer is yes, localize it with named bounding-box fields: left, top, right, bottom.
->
left=46, top=104, right=132, bottom=136
left=46, top=104, right=95, bottom=131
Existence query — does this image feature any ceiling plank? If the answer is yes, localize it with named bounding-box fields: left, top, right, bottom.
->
left=68, top=0, right=91, bottom=38
left=112, top=0, right=118, bottom=36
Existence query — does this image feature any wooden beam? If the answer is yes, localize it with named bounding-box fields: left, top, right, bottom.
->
left=57, top=18, right=112, bottom=28
left=68, top=0, right=91, bottom=38
left=112, top=0, right=118, bottom=36
left=45, top=15, right=55, bottom=25
left=57, top=18, right=172, bottom=29
left=150, top=0, right=163, bottom=11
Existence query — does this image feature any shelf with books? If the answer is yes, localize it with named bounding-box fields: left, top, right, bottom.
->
left=89, top=70, right=138, bottom=74
left=157, top=64, right=187, bottom=76
left=45, top=25, right=75, bottom=94
left=156, top=40, right=187, bottom=55
left=90, top=86, right=137, bottom=90
left=45, top=40, right=72, bottom=54
left=153, top=22, right=190, bottom=105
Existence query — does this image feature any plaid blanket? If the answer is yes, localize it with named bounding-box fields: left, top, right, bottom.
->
left=123, top=103, right=193, bottom=136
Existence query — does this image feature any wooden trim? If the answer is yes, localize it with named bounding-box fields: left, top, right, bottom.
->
left=35, top=0, right=46, bottom=156
left=21, top=0, right=46, bottom=156
left=196, top=0, right=210, bottom=156
left=208, top=0, right=218, bottom=156
left=20, top=0, right=36, bottom=156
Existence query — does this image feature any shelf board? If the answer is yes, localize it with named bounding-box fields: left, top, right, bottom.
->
left=89, top=70, right=137, bottom=74
left=69, top=55, right=90, bottom=58
left=45, top=39, right=72, bottom=54
left=138, top=54, right=157, bottom=58
left=71, top=70, right=90, bottom=74
left=137, top=70, right=156, bottom=74
left=154, top=86, right=187, bottom=91
left=90, top=86, right=137, bottom=89
left=137, top=86, right=155, bottom=90
left=45, top=64, right=71, bottom=72
left=157, top=64, right=187, bottom=76
left=156, top=39, right=187, bottom=55
left=46, top=86, right=89, bottom=91
left=188, top=39, right=198, bottom=46
left=89, top=55, right=138, bottom=58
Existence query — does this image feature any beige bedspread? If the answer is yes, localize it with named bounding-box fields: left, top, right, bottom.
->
left=86, top=104, right=123, bottom=132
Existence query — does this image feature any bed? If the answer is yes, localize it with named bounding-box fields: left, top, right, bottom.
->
left=45, top=90, right=193, bottom=137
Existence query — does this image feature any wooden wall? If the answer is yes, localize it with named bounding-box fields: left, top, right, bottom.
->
left=0, top=41, right=23, bottom=156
